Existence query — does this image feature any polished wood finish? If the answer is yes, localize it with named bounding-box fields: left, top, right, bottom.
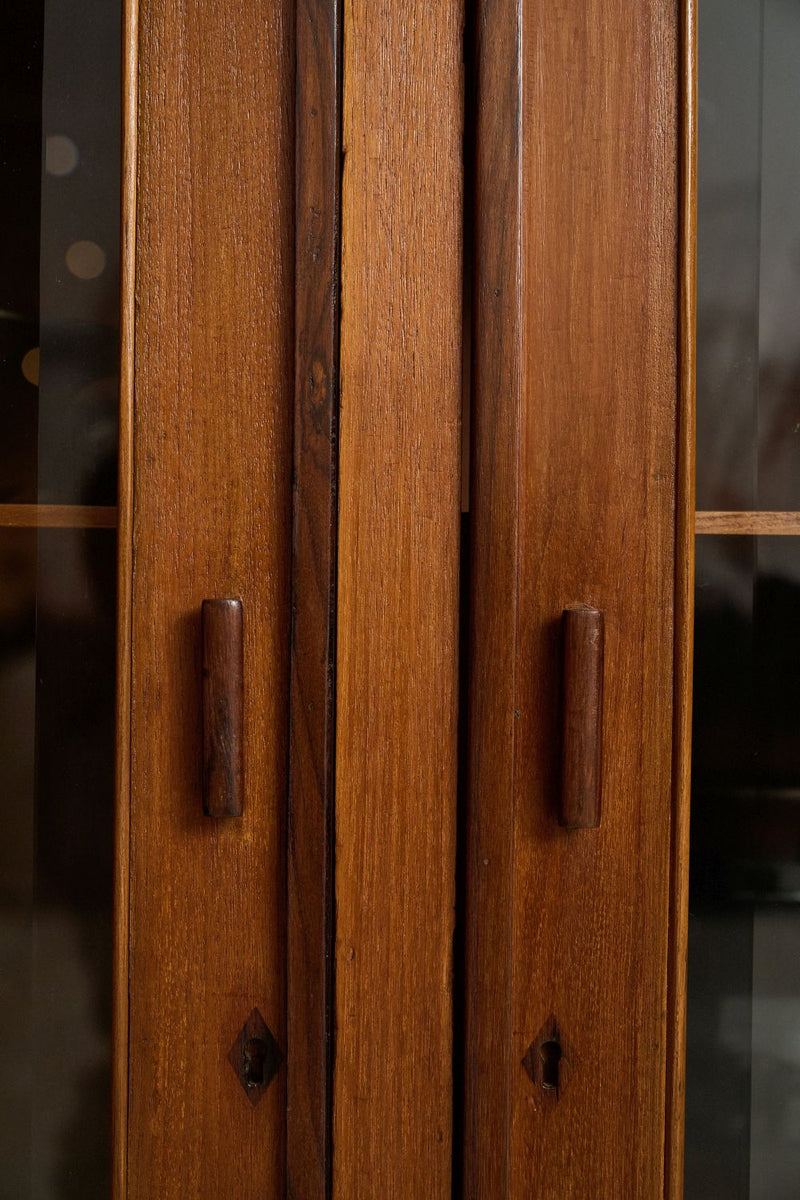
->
left=287, top=0, right=340, bottom=1192
left=334, top=0, right=463, bottom=1193
left=0, top=503, right=117, bottom=527
left=127, top=0, right=293, bottom=1193
left=561, top=606, right=605, bottom=831
left=113, top=0, right=138, bottom=1191
left=465, top=0, right=680, bottom=1195
left=665, top=2, right=697, bottom=1194
left=202, top=599, right=244, bottom=818
left=695, top=510, right=800, bottom=534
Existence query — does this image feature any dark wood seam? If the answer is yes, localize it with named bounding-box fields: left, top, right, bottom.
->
left=287, top=0, right=342, bottom=1193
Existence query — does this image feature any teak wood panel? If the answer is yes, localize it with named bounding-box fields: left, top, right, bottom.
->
left=465, top=1, right=681, bottom=1196
left=334, top=1, right=463, bottom=1195
left=287, top=0, right=341, bottom=1194
left=126, top=1, right=294, bottom=1195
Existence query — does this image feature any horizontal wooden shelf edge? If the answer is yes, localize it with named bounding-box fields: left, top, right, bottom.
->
left=696, top=511, right=800, bottom=536
left=0, top=504, right=118, bottom=529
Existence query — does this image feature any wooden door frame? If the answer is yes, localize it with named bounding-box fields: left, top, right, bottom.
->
left=462, top=0, right=696, bottom=1194
left=115, top=0, right=336, bottom=1193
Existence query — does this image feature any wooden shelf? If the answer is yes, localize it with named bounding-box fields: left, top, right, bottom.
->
left=696, top=511, right=800, bottom=536
left=0, top=504, right=118, bottom=529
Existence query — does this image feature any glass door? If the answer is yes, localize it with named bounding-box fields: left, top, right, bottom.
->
left=687, top=0, right=800, bottom=1194
left=0, top=2, right=120, bottom=1194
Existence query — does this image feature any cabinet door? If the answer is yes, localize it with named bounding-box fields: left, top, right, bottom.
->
left=462, top=2, right=690, bottom=1196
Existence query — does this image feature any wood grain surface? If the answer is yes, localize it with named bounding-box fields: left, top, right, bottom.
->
left=695, top=510, right=800, bottom=534
left=334, top=1, right=463, bottom=1195
left=127, top=0, right=294, bottom=1194
left=287, top=0, right=341, bottom=1195
left=464, top=0, right=680, bottom=1195
left=0, top=504, right=117, bottom=527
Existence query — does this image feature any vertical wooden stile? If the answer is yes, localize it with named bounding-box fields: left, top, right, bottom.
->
left=334, top=2, right=464, bottom=1195
left=127, top=0, right=294, bottom=1194
left=465, top=1, right=682, bottom=1196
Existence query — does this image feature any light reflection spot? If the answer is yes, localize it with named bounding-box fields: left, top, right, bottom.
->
left=21, top=348, right=39, bottom=386
left=65, top=240, right=106, bottom=280
left=45, top=134, right=79, bottom=176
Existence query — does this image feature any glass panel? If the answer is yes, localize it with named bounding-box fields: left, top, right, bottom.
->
left=696, top=0, right=761, bottom=513
left=687, top=534, right=756, bottom=1196
left=689, top=0, right=800, bottom=1191
left=697, top=0, right=800, bottom=514
left=689, top=536, right=800, bottom=1195
left=39, top=0, right=120, bottom=506
left=0, top=1, right=119, bottom=1195
left=1, top=0, right=120, bottom=506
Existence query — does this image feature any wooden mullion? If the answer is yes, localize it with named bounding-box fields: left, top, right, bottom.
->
left=333, top=2, right=463, bottom=1192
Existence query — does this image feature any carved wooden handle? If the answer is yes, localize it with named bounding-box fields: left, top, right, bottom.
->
left=202, top=598, right=244, bottom=817
left=561, top=605, right=604, bottom=830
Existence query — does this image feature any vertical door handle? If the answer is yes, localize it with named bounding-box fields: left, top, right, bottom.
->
left=202, top=597, right=244, bottom=817
left=561, top=605, right=604, bottom=829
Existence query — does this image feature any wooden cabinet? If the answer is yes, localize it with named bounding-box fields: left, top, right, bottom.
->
left=0, top=0, right=697, bottom=1196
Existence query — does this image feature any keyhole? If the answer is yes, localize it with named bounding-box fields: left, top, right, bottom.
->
left=244, top=1037, right=268, bottom=1087
left=539, top=1039, right=562, bottom=1091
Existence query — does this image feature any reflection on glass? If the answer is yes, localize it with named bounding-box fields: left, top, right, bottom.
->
left=1, top=0, right=120, bottom=507
left=689, top=1, right=800, bottom=1196
left=0, top=1, right=119, bottom=1195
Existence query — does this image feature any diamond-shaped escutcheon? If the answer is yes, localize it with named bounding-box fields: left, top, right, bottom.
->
left=228, top=1007, right=283, bottom=1106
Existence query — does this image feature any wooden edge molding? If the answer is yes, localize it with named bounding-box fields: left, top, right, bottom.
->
left=696, top=510, right=800, bottom=535
left=665, top=1, right=697, bottom=1195
left=462, top=0, right=522, bottom=1190
left=113, top=0, right=139, bottom=1195
left=287, top=0, right=341, bottom=1195
left=0, top=504, right=118, bottom=528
